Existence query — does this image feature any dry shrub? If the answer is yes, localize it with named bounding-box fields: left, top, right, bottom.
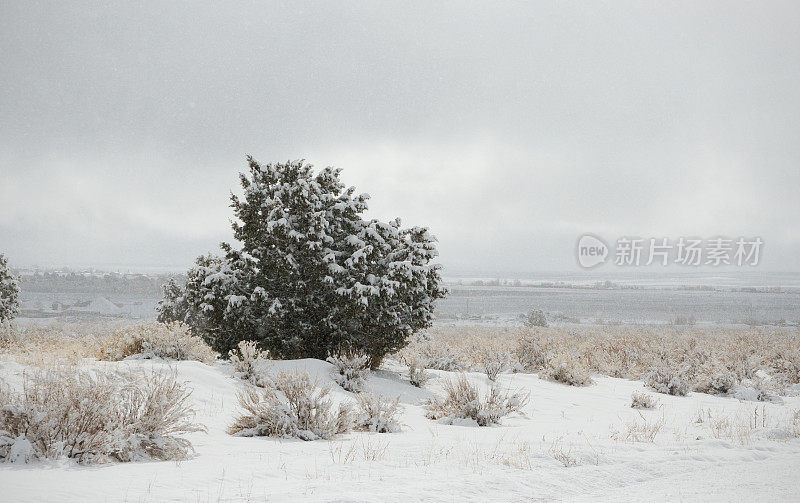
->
left=690, top=360, right=738, bottom=395
left=98, top=322, right=217, bottom=363
left=630, top=391, right=659, bottom=409
left=515, top=332, right=553, bottom=372
left=0, top=368, right=203, bottom=464
left=0, top=322, right=112, bottom=365
left=540, top=352, right=594, bottom=386
left=327, top=352, right=370, bottom=393
left=403, top=356, right=431, bottom=388
left=643, top=366, right=691, bottom=396
left=396, top=326, right=800, bottom=397
left=355, top=393, right=401, bottom=433
left=424, top=375, right=529, bottom=426
left=228, top=371, right=353, bottom=441
left=229, top=340, right=269, bottom=384
left=612, top=412, right=664, bottom=442
left=483, top=352, right=508, bottom=381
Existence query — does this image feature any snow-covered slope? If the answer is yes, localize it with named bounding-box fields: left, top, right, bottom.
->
left=1, top=358, right=798, bottom=502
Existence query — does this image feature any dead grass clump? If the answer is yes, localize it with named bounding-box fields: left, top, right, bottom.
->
left=630, top=391, right=659, bottom=409
left=0, top=322, right=110, bottom=365
left=99, top=322, right=217, bottom=363
left=540, top=353, right=594, bottom=386
left=424, top=375, right=529, bottom=426
left=0, top=369, right=203, bottom=464
left=612, top=412, right=664, bottom=442
left=228, top=371, right=353, bottom=441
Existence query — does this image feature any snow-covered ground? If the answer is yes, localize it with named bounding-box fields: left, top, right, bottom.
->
left=1, top=357, right=799, bottom=502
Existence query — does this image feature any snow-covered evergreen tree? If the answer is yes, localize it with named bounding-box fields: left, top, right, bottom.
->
left=0, top=254, right=20, bottom=322
left=158, top=158, right=447, bottom=363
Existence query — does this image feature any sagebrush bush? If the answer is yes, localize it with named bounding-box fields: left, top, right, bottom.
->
left=515, top=333, right=553, bottom=372
left=630, top=391, right=659, bottom=409
left=483, top=352, right=507, bottom=381
left=540, top=353, right=594, bottom=386
left=0, top=369, right=203, bottom=464
left=229, top=340, right=269, bottom=384
left=397, top=326, right=800, bottom=397
left=403, top=356, right=431, bottom=388
left=327, top=352, right=370, bottom=393
left=228, top=371, right=353, bottom=441
left=643, top=366, right=690, bottom=396
left=99, top=322, right=217, bottom=363
left=691, top=361, right=738, bottom=395
left=424, top=375, right=528, bottom=426
left=354, top=393, right=401, bottom=433
left=426, top=353, right=465, bottom=372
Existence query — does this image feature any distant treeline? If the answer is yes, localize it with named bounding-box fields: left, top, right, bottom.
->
left=18, top=272, right=185, bottom=295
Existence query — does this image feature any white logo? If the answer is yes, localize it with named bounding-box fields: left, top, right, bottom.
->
left=577, top=234, right=608, bottom=268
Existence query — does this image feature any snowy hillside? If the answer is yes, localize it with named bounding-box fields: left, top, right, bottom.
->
left=2, top=355, right=798, bottom=502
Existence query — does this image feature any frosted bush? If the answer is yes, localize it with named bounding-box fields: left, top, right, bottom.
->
left=731, top=377, right=781, bottom=403
left=404, top=357, right=431, bottom=388
left=481, top=350, right=512, bottom=381
left=424, top=375, right=529, bottom=426
left=483, top=358, right=506, bottom=382
left=229, top=340, right=269, bottom=385
left=691, top=362, right=738, bottom=395
left=643, top=366, right=690, bottom=396
left=228, top=371, right=353, bottom=441
left=426, top=353, right=464, bottom=372
left=327, top=352, right=370, bottom=393
left=540, top=353, right=593, bottom=386
left=0, top=369, right=203, bottom=464
left=523, top=309, right=548, bottom=328
left=99, top=322, right=217, bottom=363
left=515, top=334, right=552, bottom=372
left=355, top=393, right=401, bottom=433
left=630, top=391, right=659, bottom=409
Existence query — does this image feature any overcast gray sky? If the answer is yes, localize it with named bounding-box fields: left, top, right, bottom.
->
left=1, top=1, right=799, bottom=274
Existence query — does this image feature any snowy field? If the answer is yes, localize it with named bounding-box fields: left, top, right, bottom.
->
left=2, top=343, right=799, bottom=502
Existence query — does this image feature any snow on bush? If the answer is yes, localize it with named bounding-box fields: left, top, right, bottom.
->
left=515, top=333, right=553, bottom=372
left=540, top=353, right=594, bottom=386
left=424, top=375, right=529, bottom=427
left=643, top=366, right=690, bottom=396
left=403, top=356, right=431, bottom=388
left=731, top=376, right=782, bottom=403
left=354, top=393, right=401, bottom=433
left=98, top=322, right=217, bottom=363
left=0, top=369, right=203, bottom=464
left=327, top=352, right=370, bottom=393
left=523, top=309, right=548, bottom=328
left=426, top=352, right=465, bottom=372
left=158, top=158, right=447, bottom=363
left=0, top=254, right=19, bottom=323
left=228, top=371, right=353, bottom=441
left=229, top=340, right=269, bottom=385
left=483, top=352, right=507, bottom=381
left=691, top=361, right=738, bottom=395
left=630, top=391, right=659, bottom=409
